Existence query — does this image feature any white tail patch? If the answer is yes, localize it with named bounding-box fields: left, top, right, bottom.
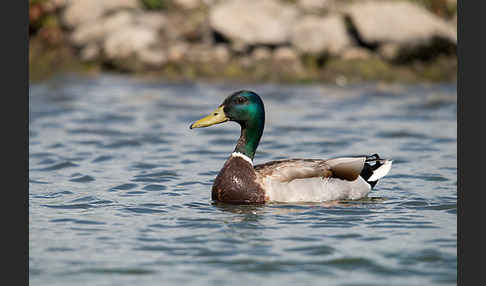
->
left=231, top=152, right=253, bottom=165
left=368, top=160, right=393, bottom=182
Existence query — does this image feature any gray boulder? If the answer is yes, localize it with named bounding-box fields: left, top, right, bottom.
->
left=103, top=25, right=159, bottom=60
left=134, top=11, right=167, bottom=31
left=209, top=0, right=298, bottom=45
left=290, top=15, right=352, bottom=55
left=272, top=47, right=304, bottom=74
left=298, top=0, right=335, bottom=12
left=251, top=47, right=272, bottom=61
left=345, top=1, right=457, bottom=46
left=167, top=42, right=190, bottom=62
left=341, top=47, right=372, bottom=60
left=185, top=44, right=229, bottom=63
left=211, top=44, right=231, bottom=63
left=138, top=48, right=167, bottom=67
left=174, top=0, right=202, bottom=10
left=70, top=10, right=134, bottom=46
left=80, top=43, right=100, bottom=61
left=62, top=0, right=140, bottom=28
left=273, top=47, right=299, bottom=62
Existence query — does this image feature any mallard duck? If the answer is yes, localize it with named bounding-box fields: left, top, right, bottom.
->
left=190, top=90, right=392, bottom=204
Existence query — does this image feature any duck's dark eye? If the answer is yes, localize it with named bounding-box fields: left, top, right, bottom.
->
left=236, top=97, right=248, bottom=104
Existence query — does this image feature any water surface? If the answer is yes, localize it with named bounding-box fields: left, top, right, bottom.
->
left=29, top=74, right=457, bottom=285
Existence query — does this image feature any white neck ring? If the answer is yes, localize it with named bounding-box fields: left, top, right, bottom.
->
left=231, top=152, right=253, bottom=165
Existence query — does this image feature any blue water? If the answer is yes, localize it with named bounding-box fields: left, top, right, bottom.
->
left=29, top=74, right=457, bottom=285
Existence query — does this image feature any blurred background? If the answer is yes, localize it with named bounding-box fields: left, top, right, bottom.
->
left=29, top=0, right=457, bottom=83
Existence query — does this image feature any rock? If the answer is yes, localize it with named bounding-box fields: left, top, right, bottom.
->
left=202, top=0, right=218, bottom=6
left=234, top=56, right=250, bottom=69
left=70, top=10, right=134, bottom=46
left=167, top=42, right=190, bottom=62
left=230, top=41, right=248, bottom=54
left=290, top=15, right=352, bottom=55
left=209, top=0, right=298, bottom=45
left=251, top=47, right=272, bottom=61
left=341, top=47, right=372, bottom=60
left=103, top=26, right=158, bottom=59
left=165, top=11, right=209, bottom=42
left=174, top=0, right=202, bottom=10
left=62, top=0, right=102, bottom=27
left=212, top=44, right=231, bottom=63
left=134, top=11, right=167, bottom=31
left=41, top=0, right=67, bottom=13
left=377, top=43, right=400, bottom=61
left=273, top=47, right=299, bottom=62
left=185, top=44, right=222, bottom=63
left=345, top=1, right=457, bottom=46
left=272, top=47, right=304, bottom=75
left=62, top=0, right=140, bottom=28
left=49, top=0, right=67, bottom=9
left=298, top=0, right=334, bottom=12
left=80, top=43, right=100, bottom=61
left=138, top=48, right=167, bottom=67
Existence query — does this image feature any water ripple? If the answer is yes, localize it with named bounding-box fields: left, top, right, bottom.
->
left=69, top=175, right=95, bottom=183
left=29, top=76, right=457, bottom=286
left=122, top=207, right=168, bottom=214
left=34, top=161, right=79, bottom=171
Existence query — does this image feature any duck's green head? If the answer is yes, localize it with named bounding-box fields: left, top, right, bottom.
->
left=190, top=90, right=265, bottom=129
left=190, top=90, right=265, bottom=159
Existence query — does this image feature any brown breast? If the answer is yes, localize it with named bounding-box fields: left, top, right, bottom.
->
left=212, top=156, right=266, bottom=204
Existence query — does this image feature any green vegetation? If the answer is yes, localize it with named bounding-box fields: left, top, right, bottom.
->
left=319, top=56, right=456, bottom=84
left=29, top=36, right=98, bottom=82
left=133, top=55, right=456, bottom=84
left=140, top=0, right=169, bottom=10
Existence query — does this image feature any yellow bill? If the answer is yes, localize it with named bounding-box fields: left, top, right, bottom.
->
left=190, top=106, right=229, bottom=129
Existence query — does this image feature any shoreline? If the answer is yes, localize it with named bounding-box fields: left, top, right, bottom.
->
left=29, top=37, right=457, bottom=84
left=29, top=0, right=457, bottom=84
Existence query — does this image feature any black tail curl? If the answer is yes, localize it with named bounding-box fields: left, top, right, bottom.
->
left=360, top=154, right=387, bottom=188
